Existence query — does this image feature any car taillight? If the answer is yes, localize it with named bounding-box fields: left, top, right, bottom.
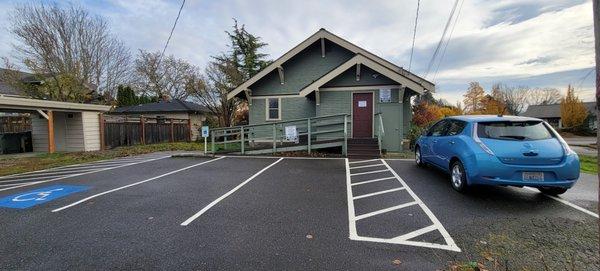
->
left=472, top=122, right=494, bottom=156
left=542, top=122, right=575, bottom=156
left=477, top=141, right=495, bottom=155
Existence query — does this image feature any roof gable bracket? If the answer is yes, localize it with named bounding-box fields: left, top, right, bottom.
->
left=315, top=89, right=320, bottom=105
left=244, top=89, right=252, bottom=105
left=37, top=109, right=49, bottom=120
left=356, top=63, right=361, bottom=81
left=398, top=86, right=405, bottom=104
left=321, top=37, right=325, bottom=58
left=277, top=66, right=284, bottom=85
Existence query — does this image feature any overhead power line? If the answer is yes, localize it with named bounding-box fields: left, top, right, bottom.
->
left=408, top=0, right=421, bottom=72
left=424, top=0, right=459, bottom=78
left=432, top=0, right=464, bottom=83
left=577, top=67, right=595, bottom=89
left=157, top=0, right=186, bottom=67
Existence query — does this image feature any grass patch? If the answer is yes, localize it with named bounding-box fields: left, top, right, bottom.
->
left=0, top=142, right=204, bottom=177
left=579, top=155, right=597, bottom=174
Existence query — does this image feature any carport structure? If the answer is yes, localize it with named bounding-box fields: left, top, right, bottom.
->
left=0, top=95, right=111, bottom=153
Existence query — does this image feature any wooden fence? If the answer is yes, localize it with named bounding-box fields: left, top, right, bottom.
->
left=103, top=116, right=192, bottom=149
left=0, top=116, right=32, bottom=134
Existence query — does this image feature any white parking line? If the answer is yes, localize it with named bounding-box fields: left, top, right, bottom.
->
left=348, top=159, right=380, bottom=164
left=355, top=201, right=418, bottom=220
left=524, top=187, right=599, bottom=218
left=181, top=158, right=284, bottom=226
left=0, top=181, right=42, bottom=188
left=353, top=187, right=406, bottom=200
left=349, top=163, right=386, bottom=170
left=349, top=169, right=390, bottom=176
left=0, top=156, right=170, bottom=192
left=52, top=157, right=226, bottom=212
left=351, top=176, right=396, bottom=186
left=0, top=169, right=98, bottom=183
left=344, top=158, right=461, bottom=252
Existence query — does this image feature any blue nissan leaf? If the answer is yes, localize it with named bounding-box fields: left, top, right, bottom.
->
left=414, top=115, right=580, bottom=195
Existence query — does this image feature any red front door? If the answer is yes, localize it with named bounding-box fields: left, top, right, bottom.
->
left=352, top=93, right=373, bottom=138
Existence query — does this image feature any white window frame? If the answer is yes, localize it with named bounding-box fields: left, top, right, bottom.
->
left=265, top=98, right=282, bottom=121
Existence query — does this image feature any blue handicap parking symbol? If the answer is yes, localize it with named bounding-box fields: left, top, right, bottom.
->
left=0, top=185, right=89, bottom=209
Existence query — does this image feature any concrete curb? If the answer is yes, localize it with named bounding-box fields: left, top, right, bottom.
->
left=171, top=153, right=214, bottom=158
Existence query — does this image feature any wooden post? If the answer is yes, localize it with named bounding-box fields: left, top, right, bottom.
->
left=272, top=124, right=276, bottom=153
left=211, top=131, right=215, bottom=154
left=307, top=118, right=312, bottom=154
left=170, top=118, right=174, bottom=142
left=47, top=110, right=55, bottom=153
left=140, top=115, right=145, bottom=145
left=343, top=115, right=348, bottom=156
left=240, top=126, right=245, bottom=154
left=187, top=118, right=192, bottom=142
left=99, top=113, right=105, bottom=151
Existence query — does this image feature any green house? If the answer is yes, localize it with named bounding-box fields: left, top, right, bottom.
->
left=227, top=29, right=434, bottom=156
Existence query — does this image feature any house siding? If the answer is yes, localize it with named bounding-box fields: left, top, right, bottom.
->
left=82, top=112, right=101, bottom=151
left=250, top=40, right=354, bottom=96
left=323, top=65, right=398, bottom=87
left=248, top=97, right=315, bottom=139
left=31, top=114, right=48, bottom=152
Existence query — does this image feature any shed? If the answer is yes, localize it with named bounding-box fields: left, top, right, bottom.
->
left=0, top=95, right=111, bottom=153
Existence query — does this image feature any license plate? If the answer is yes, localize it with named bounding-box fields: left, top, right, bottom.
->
left=523, top=172, right=544, bottom=181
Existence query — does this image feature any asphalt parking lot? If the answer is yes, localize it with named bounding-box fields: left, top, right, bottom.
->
left=0, top=154, right=598, bottom=270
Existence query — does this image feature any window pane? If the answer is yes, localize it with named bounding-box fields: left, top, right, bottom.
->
left=269, top=109, right=279, bottom=119
left=268, top=98, right=279, bottom=109
left=446, top=120, right=466, bottom=136
left=477, top=121, right=552, bottom=141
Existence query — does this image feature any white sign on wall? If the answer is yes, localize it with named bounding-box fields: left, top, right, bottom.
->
left=379, top=88, right=391, bottom=103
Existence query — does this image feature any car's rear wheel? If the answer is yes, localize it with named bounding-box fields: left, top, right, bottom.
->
left=415, top=146, right=425, bottom=167
left=538, top=187, right=568, bottom=195
left=450, top=161, right=468, bottom=192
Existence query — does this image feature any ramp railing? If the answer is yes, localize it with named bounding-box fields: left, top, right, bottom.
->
left=210, top=114, right=350, bottom=155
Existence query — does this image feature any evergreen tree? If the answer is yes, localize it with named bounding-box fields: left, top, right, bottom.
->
left=116, top=85, right=138, bottom=106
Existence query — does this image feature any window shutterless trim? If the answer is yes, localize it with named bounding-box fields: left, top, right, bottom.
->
left=265, top=97, right=282, bottom=121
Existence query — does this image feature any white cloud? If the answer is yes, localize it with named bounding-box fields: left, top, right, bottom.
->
left=0, top=0, right=595, bottom=104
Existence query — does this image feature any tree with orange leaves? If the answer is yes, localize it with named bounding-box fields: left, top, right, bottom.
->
left=560, top=85, right=588, bottom=129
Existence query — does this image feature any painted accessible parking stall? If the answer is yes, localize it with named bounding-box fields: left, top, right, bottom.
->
left=0, top=185, right=89, bottom=209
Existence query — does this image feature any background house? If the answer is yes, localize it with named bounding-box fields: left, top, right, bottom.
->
left=109, top=99, right=210, bottom=141
left=521, top=102, right=597, bottom=130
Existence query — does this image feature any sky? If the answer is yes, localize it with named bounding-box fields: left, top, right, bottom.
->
left=0, top=0, right=595, bottom=105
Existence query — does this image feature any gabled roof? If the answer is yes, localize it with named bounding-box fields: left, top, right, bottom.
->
left=299, top=54, right=425, bottom=96
left=112, top=99, right=209, bottom=114
left=521, top=102, right=596, bottom=118
left=227, top=28, right=434, bottom=100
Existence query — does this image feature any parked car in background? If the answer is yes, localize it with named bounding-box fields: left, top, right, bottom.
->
left=414, top=115, right=580, bottom=195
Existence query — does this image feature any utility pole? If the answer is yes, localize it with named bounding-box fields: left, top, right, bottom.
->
left=593, top=0, right=600, bottom=253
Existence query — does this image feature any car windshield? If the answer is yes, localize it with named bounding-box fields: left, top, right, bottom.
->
left=476, top=121, right=553, bottom=141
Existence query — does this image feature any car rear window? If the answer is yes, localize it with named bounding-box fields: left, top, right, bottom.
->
left=476, top=121, right=553, bottom=141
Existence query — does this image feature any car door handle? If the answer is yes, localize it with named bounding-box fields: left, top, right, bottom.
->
left=432, top=139, right=438, bottom=143
left=449, top=141, right=455, bottom=145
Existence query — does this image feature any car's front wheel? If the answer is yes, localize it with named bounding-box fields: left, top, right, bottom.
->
left=415, top=146, right=425, bottom=167
left=538, top=187, right=568, bottom=195
left=450, top=160, right=468, bottom=192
